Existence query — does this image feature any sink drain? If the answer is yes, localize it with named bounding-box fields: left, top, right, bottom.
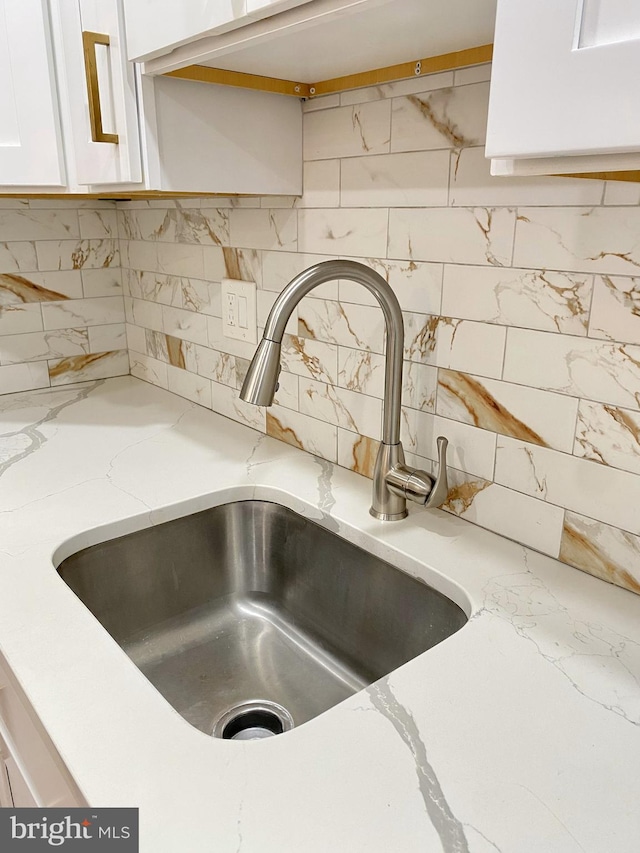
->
left=212, top=700, right=294, bottom=740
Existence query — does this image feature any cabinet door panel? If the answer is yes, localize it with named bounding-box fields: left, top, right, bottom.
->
left=0, top=0, right=66, bottom=186
left=123, top=1, right=252, bottom=61
left=57, top=0, right=142, bottom=186
left=486, top=0, right=640, bottom=159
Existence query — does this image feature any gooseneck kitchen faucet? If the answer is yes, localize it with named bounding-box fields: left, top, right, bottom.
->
left=240, top=260, right=449, bottom=520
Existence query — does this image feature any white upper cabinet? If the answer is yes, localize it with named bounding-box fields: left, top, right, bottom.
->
left=0, top=0, right=66, bottom=186
left=55, top=0, right=142, bottom=185
left=123, top=0, right=315, bottom=63
left=0, top=0, right=302, bottom=195
left=487, top=0, right=640, bottom=175
left=130, top=0, right=497, bottom=79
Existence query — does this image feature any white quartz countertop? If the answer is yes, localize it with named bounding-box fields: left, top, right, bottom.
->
left=1, top=377, right=639, bottom=852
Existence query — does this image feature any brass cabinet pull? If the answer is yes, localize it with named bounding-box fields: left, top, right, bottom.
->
left=82, top=31, right=119, bottom=144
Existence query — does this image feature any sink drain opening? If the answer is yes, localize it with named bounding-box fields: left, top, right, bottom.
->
left=212, top=700, right=294, bottom=740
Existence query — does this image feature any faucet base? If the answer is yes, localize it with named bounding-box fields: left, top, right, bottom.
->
left=369, top=506, right=408, bottom=521
left=370, top=442, right=408, bottom=520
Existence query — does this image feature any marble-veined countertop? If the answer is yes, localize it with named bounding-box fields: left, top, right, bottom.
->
left=1, top=376, right=639, bottom=852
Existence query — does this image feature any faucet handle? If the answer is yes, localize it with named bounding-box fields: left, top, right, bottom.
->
left=384, top=436, right=449, bottom=509
left=424, top=436, right=449, bottom=508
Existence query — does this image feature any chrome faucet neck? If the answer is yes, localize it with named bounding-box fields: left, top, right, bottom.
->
left=261, top=260, right=403, bottom=446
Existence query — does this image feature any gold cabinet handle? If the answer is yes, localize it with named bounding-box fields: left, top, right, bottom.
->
left=82, top=31, right=119, bottom=144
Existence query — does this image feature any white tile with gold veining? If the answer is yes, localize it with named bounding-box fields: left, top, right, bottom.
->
left=36, top=239, right=119, bottom=271
left=280, top=333, right=338, bottom=384
left=0, top=271, right=82, bottom=302
left=48, top=350, right=129, bottom=386
left=513, top=207, right=640, bottom=275
left=298, top=209, right=388, bottom=258
left=176, top=208, right=229, bottom=246
left=126, top=271, right=182, bottom=307
left=339, top=258, right=443, bottom=314
left=341, top=150, right=449, bottom=207
left=604, top=181, right=640, bottom=205
left=0, top=304, right=43, bottom=335
left=0, top=361, right=50, bottom=394
left=454, top=64, right=491, bottom=85
left=118, top=208, right=174, bottom=242
left=259, top=196, right=297, bottom=209
left=337, top=429, right=380, bottom=478
left=297, top=298, right=385, bottom=353
left=129, top=352, right=168, bottom=389
left=390, top=82, right=489, bottom=152
left=267, top=405, right=337, bottom=462
left=442, top=264, right=592, bottom=334
left=78, top=209, right=118, bottom=239
left=388, top=207, right=516, bottom=266
left=81, top=268, right=123, bottom=298
left=437, top=369, right=579, bottom=451
left=450, top=147, right=604, bottom=207
left=296, top=160, right=340, bottom=208
left=495, top=436, right=640, bottom=535
left=303, top=100, right=391, bottom=160
left=156, top=243, right=205, bottom=278
left=403, top=362, right=437, bottom=412
left=588, top=275, right=640, bottom=344
left=127, top=298, right=163, bottom=333
left=443, top=468, right=563, bottom=556
left=211, top=381, right=266, bottom=431
left=125, top=323, right=146, bottom=355
left=261, top=251, right=337, bottom=298
left=400, top=408, right=496, bottom=479
left=0, top=242, right=38, bottom=272
left=299, top=377, right=382, bottom=440
left=301, top=93, right=340, bottom=112
left=0, top=328, right=89, bottom=365
left=123, top=240, right=158, bottom=273
left=503, top=328, right=640, bottom=409
left=560, top=511, right=640, bottom=594
left=181, top=279, right=221, bottom=317
left=229, top=209, right=297, bottom=252
left=337, top=348, right=385, bottom=398
left=161, top=305, right=208, bottom=346
left=189, top=345, right=236, bottom=387
left=216, top=248, right=262, bottom=286
left=206, top=316, right=260, bottom=360
left=574, top=400, right=640, bottom=475
left=0, top=210, right=79, bottom=241
left=272, top=370, right=298, bottom=412
left=404, top=314, right=506, bottom=378
left=41, top=296, right=125, bottom=331
left=340, top=71, right=454, bottom=106
left=88, top=324, right=127, bottom=353
left=165, top=365, right=211, bottom=408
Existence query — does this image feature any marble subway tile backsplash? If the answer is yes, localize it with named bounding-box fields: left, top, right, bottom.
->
left=4, top=61, right=640, bottom=597
left=118, top=62, right=640, bottom=596
left=0, top=202, right=128, bottom=392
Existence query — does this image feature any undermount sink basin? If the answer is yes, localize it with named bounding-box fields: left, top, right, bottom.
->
left=57, top=501, right=467, bottom=739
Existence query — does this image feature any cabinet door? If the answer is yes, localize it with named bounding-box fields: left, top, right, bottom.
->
left=0, top=0, right=66, bottom=186
left=486, top=0, right=640, bottom=160
left=123, top=1, right=252, bottom=62
left=56, top=0, right=142, bottom=186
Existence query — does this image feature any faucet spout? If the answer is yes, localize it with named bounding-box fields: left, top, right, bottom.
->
left=240, top=260, right=448, bottom=520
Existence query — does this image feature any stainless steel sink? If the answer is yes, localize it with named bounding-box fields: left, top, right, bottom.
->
left=57, top=501, right=467, bottom=739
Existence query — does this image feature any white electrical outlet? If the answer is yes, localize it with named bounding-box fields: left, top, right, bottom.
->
left=221, top=279, right=257, bottom=343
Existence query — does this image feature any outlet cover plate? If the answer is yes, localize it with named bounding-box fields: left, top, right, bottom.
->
left=221, top=278, right=257, bottom=343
